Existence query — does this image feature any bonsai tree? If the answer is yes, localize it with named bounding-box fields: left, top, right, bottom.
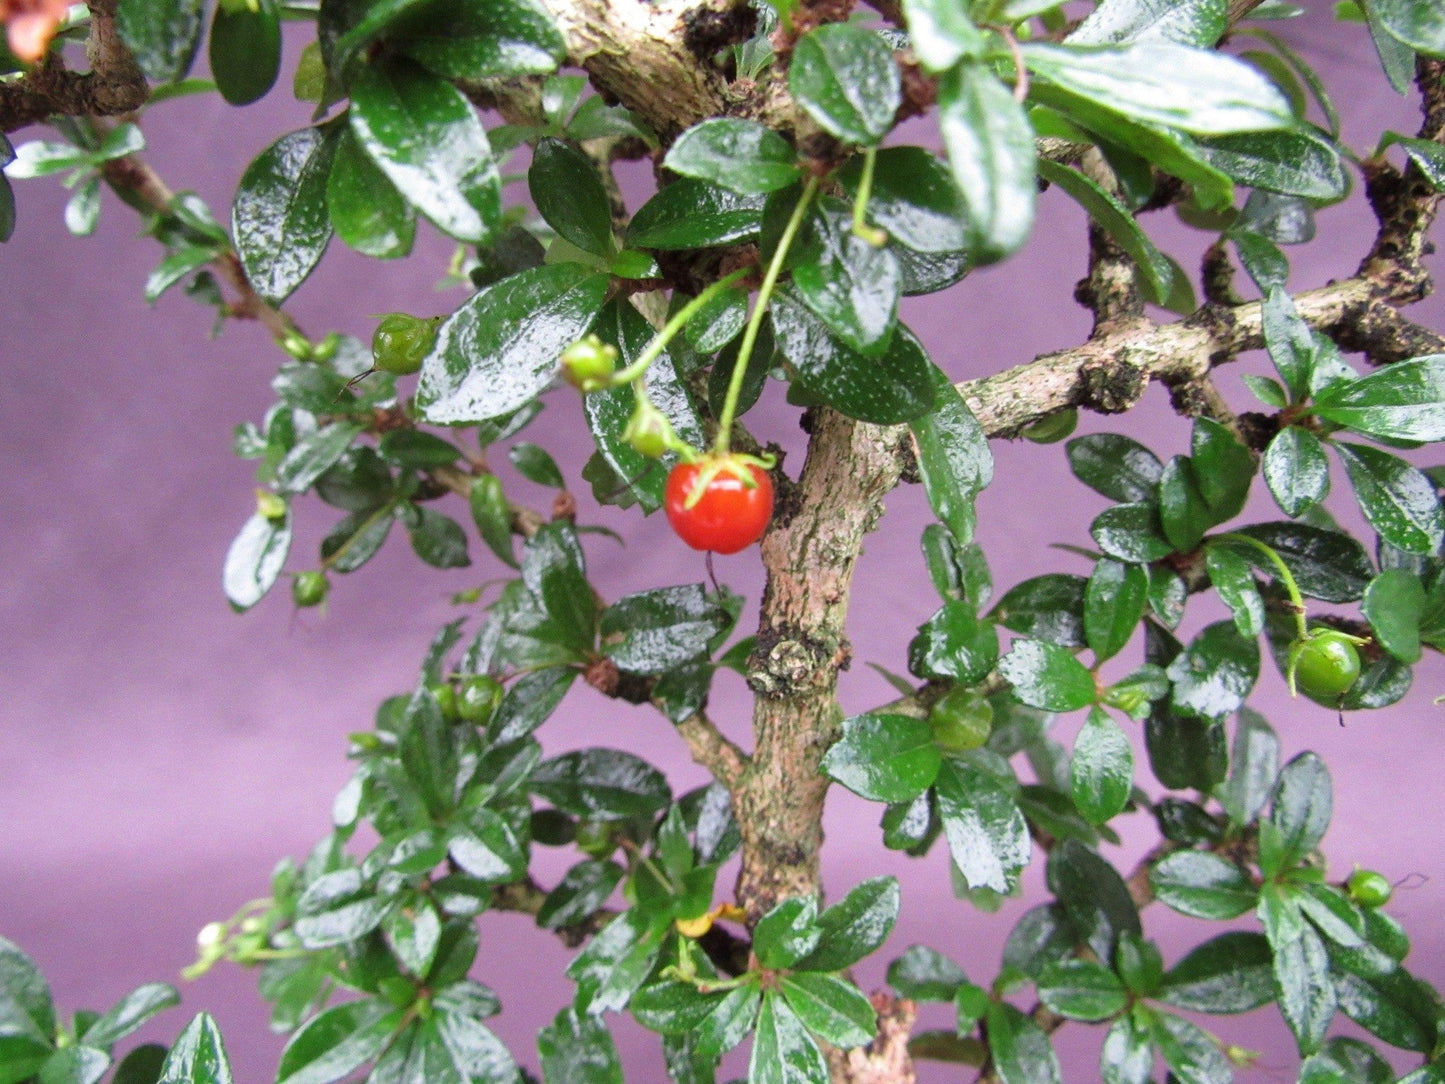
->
left=5, top=0, right=1445, bottom=1082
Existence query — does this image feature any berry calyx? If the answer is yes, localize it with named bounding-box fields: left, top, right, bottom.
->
left=664, top=456, right=774, bottom=554
left=623, top=398, right=680, bottom=459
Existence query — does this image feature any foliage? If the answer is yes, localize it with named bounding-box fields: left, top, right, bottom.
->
left=6, top=0, right=1445, bottom=1081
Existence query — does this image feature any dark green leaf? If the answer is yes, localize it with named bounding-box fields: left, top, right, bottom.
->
left=395, top=0, right=564, bottom=78
left=532, top=749, right=671, bottom=821
left=1158, top=456, right=1211, bottom=552
left=936, top=60, right=1037, bottom=263
left=1160, top=931, right=1275, bottom=1013
left=116, top=0, right=204, bottom=82
left=1272, top=914, right=1336, bottom=1055
left=538, top=860, right=624, bottom=929
left=537, top=1008, right=622, bottom=1084
left=753, top=897, right=822, bottom=970
left=750, top=993, right=829, bottom=1084
left=1335, top=442, right=1445, bottom=555
left=1271, top=750, right=1332, bottom=863
left=796, top=876, right=900, bottom=973
left=835, top=147, right=968, bottom=253
left=934, top=758, right=1030, bottom=893
left=1150, top=1011, right=1233, bottom=1084
left=275, top=1000, right=399, bottom=1084
left=0, top=937, right=55, bottom=1050
left=998, top=638, right=1097, bottom=712
left=381, top=897, right=440, bottom=978
left=1234, top=522, right=1373, bottom=602
left=601, top=585, right=729, bottom=673
left=417, top=263, right=610, bottom=424
left=448, top=808, right=528, bottom=883
left=277, top=423, right=364, bottom=496
left=885, top=945, right=966, bottom=1001
left=1068, top=0, right=1228, bottom=46
left=402, top=504, right=470, bottom=569
left=1145, top=704, right=1227, bottom=791
left=777, top=973, right=875, bottom=1048
left=993, top=574, right=1086, bottom=648
left=1314, top=355, right=1445, bottom=440
left=1166, top=620, right=1259, bottom=720
left=787, top=24, right=900, bottom=146
left=1233, top=229, right=1289, bottom=293
left=694, top=985, right=760, bottom=1060
left=1332, top=960, right=1441, bottom=1053
left=631, top=979, right=727, bottom=1037
left=1150, top=851, right=1257, bottom=919
left=984, top=1002, right=1062, bottom=1084
left=1091, top=503, right=1174, bottom=563
left=529, top=138, right=615, bottom=257
left=155, top=1013, right=232, bottom=1084
left=222, top=510, right=291, bottom=612
left=1367, top=0, right=1445, bottom=55
left=321, top=506, right=393, bottom=573
left=1047, top=839, right=1141, bottom=963
left=233, top=126, right=335, bottom=305
left=508, top=442, right=564, bottom=488
left=1265, top=426, right=1331, bottom=517
left=1206, top=545, right=1265, bottom=637
left=1085, top=560, right=1147, bottom=662
left=326, top=125, right=414, bottom=259
left=1001, top=903, right=1077, bottom=981
left=663, top=119, right=800, bottom=194
left=1195, top=128, right=1346, bottom=199
left=1363, top=568, right=1425, bottom=662
left=625, top=179, right=765, bottom=249
left=86, top=984, right=178, bottom=1048
left=1192, top=417, right=1254, bottom=519
left=110, top=1045, right=166, bottom=1084
left=1219, top=708, right=1279, bottom=827
left=144, top=246, right=217, bottom=304
left=1037, top=959, right=1127, bottom=1021
left=209, top=0, right=281, bottom=106
left=1067, top=434, right=1163, bottom=502
left=910, top=372, right=992, bottom=544
left=1100, top=1013, right=1153, bottom=1084
left=1299, top=1037, right=1394, bottom=1083
left=792, top=201, right=900, bottom=355
left=909, top=599, right=1000, bottom=685
left=348, top=58, right=499, bottom=244
left=1070, top=709, right=1133, bottom=825
left=567, top=909, right=665, bottom=1015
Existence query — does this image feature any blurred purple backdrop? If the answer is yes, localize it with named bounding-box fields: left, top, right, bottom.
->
left=4, top=8, right=1445, bottom=1081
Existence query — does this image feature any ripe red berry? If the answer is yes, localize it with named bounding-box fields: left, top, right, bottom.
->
left=664, top=457, right=773, bottom=554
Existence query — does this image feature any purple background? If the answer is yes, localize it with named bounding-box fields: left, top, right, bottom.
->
left=4, top=9, right=1445, bottom=1080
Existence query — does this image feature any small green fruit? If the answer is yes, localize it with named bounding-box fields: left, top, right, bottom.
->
left=372, top=312, right=439, bottom=375
left=929, top=687, right=993, bottom=752
left=291, top=570, right=329, bottom=608
left=1022, top=409, right=1078, bottom=444
left=559, top=334, right=618, bottom=392
left=430, top=682, right=458, bottom=719
left=1289, top=629, right=1362, bottom=702
left=575, top=820, right=614, bottom=857
left=456, top=675, right=503, bottom=723
left=1347, top=867, right=1392, bottom=908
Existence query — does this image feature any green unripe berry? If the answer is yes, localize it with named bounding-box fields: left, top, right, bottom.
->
left=292, top=570, right=329, bottom=608
left=429, top=682, right=458, bottom=719
left=1022, top=409, right=1078, bottom=444
left=623, top=399, right=679, bottom=459
left=929, top=687, right=993, bottom=752
left=1290, top=629, right=1362, bottom=702
left=1347, top=867, right=1393, bottom=908
left=559, top=334, right=619, bottom=392
left=255, top=488, right=287, bottom=522
left=574, top=820, right=614, bottom=857
left=372, top=312, right=439, bottom=375
left=456, top=675, right=503, bottom=723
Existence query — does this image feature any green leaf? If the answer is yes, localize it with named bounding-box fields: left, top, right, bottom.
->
left=276, top=423, right=364, bottom=495
left=232, top=126, right=335, bottom=305
left=899, top=0, right=986, bottom=70
left=109, top=1045, right=166, bottom=1084
left=1334, top=442, right=1445, bottom=555
left=86, top=984, right=178, bottom=1048
left=886, top=946, right=966, bottom=1001
left=155, top=1014, right=232, bottom=1084
left=275, top=1000, right=398, bottom=1084
left=222, top=510, right=291, bottom=612
left=0, top=937, right=55, bottom=1052
left=1205, top=545, right=1265, bottom=637
left=1234, top=522, right=1373, bottom=602
left=403, top=1010, right=519, bottom=1084
left=984, top=1002, right=1062, bottom=1084
left=1067, top=434, right=1163, bottom=502
left=144, top=246, right=217, bottom=304
left=998, top=638, right=1097, bottom=712
left=1070, top=709, right=1133, bottom=825
left=792, top=201, right=900, bottom=355
left=1037, top=959, right=1128, bottom=1021
left=631, top=979, right=729, bottom=1037
left=1300, top=1038, right=1395, bottom=1083
left=1166, top=620, right=1259, bottom=720
left=1195, top=128, right=1346, bottom=199
left=116, top=0, right=204, bottom=82
left=771, top=290, right=939, bottom=424
left=209, top=0, right=281, bottom=106
left=1218, top=708, right=1279, bottom=827
left=1158, top=456, right=1211, bottom=552
left=934, top=757, right=1031, bottom=893
left=538, top=860, right=625, bottom=930
left=1036, top=159, right=1173, bottom=303
left=750, top=993, right=829, bottom=1084
left=753, top=897, right=822, bottom=970
left=532, top=749, right=671, bottom=821
left=1160, top=931, right=1275, bottom=1013
left=538, top=1008, right=622, bottom=1084
left=1022, top=40, right=1293, bottom=134
left=1091, top=503, right=1174, bottom=563
left=1150, top=1011, right=1234, bottom=1084
left=1332, top=958, right=1441, bottom=1053
left=1047, top=839, right=1141, bottom=962
left=835, top=147, right=968, bottom=254
left=909, top=372, right=993, bottom=544
left=796, top=876, right=900, bottom=972
left=348, top=57, right=499, bottom=244
left=1271, top=750, right=1332, bottom=863
left=327, top=125, right=414, bottom=259
left=664, top=119, right=800, bottom=194
left=1265, top=426, right=1331, bottom=517
left=625, top=179, right=766, bottom=249
left=380, top=897, right=440, bottom=978
left=395, top=0, right=565, bottom=78
left=1100, top=1012, right=1153, bottom=1084
left=417, top=263, right=610, bottom=424
left=1367, top=0, right=1445, bottom=55
left=567, top=908, right=664, bottom=1014
left=1313, top=355, right=1445, bottom=440
left=788, top=24, right=899, bottom=146
left=1085, top=560, right=1147, bottom=662
left=529, top=138, right=615, bottom=257
left=401, top=504, right=470, bottom=569
left=1386, top=134, right=1445, bottom=190
left=1191, top=416, right=1255, bottom=520
left=1068, top=0, right=1228, bottom=46
left=1363, top=568, right=1425, bottom=662
left=507, top=442, right=563, bottom=488
left=1271, top=911, right=1336, bottom=1055
left=936, top=60, right=1037, bottom=263
left=778, top=973, right=875, bottom=1048
left=1150, top=851, right=1257, bottom=919
left=909, top=600, right=999, bottom=686
left=1233, top=229, right=1289, bottom=293
left=601, top=585, right=729, bottom=673
left=993, top=574, right=1086, bottom=647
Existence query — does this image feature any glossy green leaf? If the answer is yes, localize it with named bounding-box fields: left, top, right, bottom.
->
left=993, top=574, right=1086, bottom=647
left=777, top=973, right=875, bottom=1048
left=463, top=474, right=515, bottom=568
left=1037, top=159, right=1173, bottom=303
left=1022, top=40, right=1293, bottom=134
left=1150, top=851, right=1257, bottom=919
left=821, top=713, right=940, bottom=804
left=1091, top=503, right=1174, bottom=563
left=417, top=263, right=609, bottom=424
left=326, top=125, right=414, bottom=259
left=1335, top=442, right=1444, bottom=555
left=1047, top=839, right=1141, bottom=962
left=1233, top=229, right=1289, bottom=293
left=1204, top=546, right=1264, bottom=640
left=1271, top=750, right=1332, bottom=863
left=233, top=126, right=335, bottom=304
left=685, top=287, right=748, bottom=352
left=753, top=897, right=821, bottom=971
left=537, top=861, right=625, bottom=931
left=209, top=0, right=281, bottom=106
left=788, top=24, right=899, bottom=146
left=1160, top=931, right=1275, bottom=1013
left=1145, top=703, right=1227, bottom=790
left=1166, top=620, right=1260, bottom=720
left=1085, top=560, right=1147, bottom=662
left=1265, top=426, right=1331, bottom=517
left=143, top=246, right=216, bottom=304
left=793, top=201, right=900, bottom=355
left=771, top=290, right=938, bottom=424
left=664, top=119, right=800, bottom=194
left=601, top=585, right=729, bottom=673
left=631, top=979, right=728, bottom=1037
left=934, top=758, right=1030, bottom=893
left=796, top=876, right=900, bottom=972
left=222, top=509, right=291, bottom=612
left=885, top=945, right=967, bottom=1001
left=937, top=60, right=1037, bottom=263
left=276, top=423, right=364, bottom=496
left=909, top=371, right=993, bottom=545
left=567, top=908, right=664, bottom=1015
left=1315, top=355, right=1445, bottom=440
left=116, top=0, right=204, bottom=82
left=1386, top=134, right=1445, bottom=190
left=1037, top=959, right=1128, bottom=1021
left=998, top=638, right=1097, bottom=712
left=401, top=504, right=469, bottom=569
left=86, top=984, right=178, bottom=1048
left=1218, top=709, right=1279, bottom=828
left=1367, top=0, right=1445, bottom=55
left=1100, top=1012, right=1153, bottom=1084
left=1362, top=568, right=1425, bottom=662
left=1158, top=456, right=1211, bottom=552
left=538, top=1008, right=622, bottom=1084
left=529, top=138, right=615, bottom=257
left=900, top=0, right=986, bottom=70
left=1270, top=910, right=1336, bottom=1055
left=1068, top=0, right=1228, bottom=46
left=1067, top=434, right=1163, bottom=502
left=1235, top=521, right=1373, bottom=602
left=1150, top=1011, right=1234, bottom=1084
left=750, top=992, right=829, bottom=1084
left=1192, top=417, right=1255, bottom=520
left=626, top=178, right=765, bottom=249
left=1195, top=128, right=1346, bottom=199
left=275, top=999, right=399, bottom=1084
left=395, top=0, right=565, bottom=78
left=835, top=147, right=968, bottom=254
left=155, top=1013, right=232, bottom=1084
left=985, top=1002, right=1062, bottom=1084
left=348, top=58, right=499, bottom=244
left=531, top=749, right=670, bottom=821
left=1300, top=1038, right=1395, bottom=1083
left=1071, top=709, right=1133, bottom=825
left=1332, top=957, right=1441, bottom=1053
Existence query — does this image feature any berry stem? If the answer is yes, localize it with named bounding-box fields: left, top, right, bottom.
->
left=715, top=175, right=821, bottom=456
left=850, top=147, right=887, bottom=245
left=1212, top=532, right=1309, bottom=640
left=611, top=268, right=751, bottom=387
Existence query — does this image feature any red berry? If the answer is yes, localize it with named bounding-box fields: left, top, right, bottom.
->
left=664, top=458, right=773, bottom=554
